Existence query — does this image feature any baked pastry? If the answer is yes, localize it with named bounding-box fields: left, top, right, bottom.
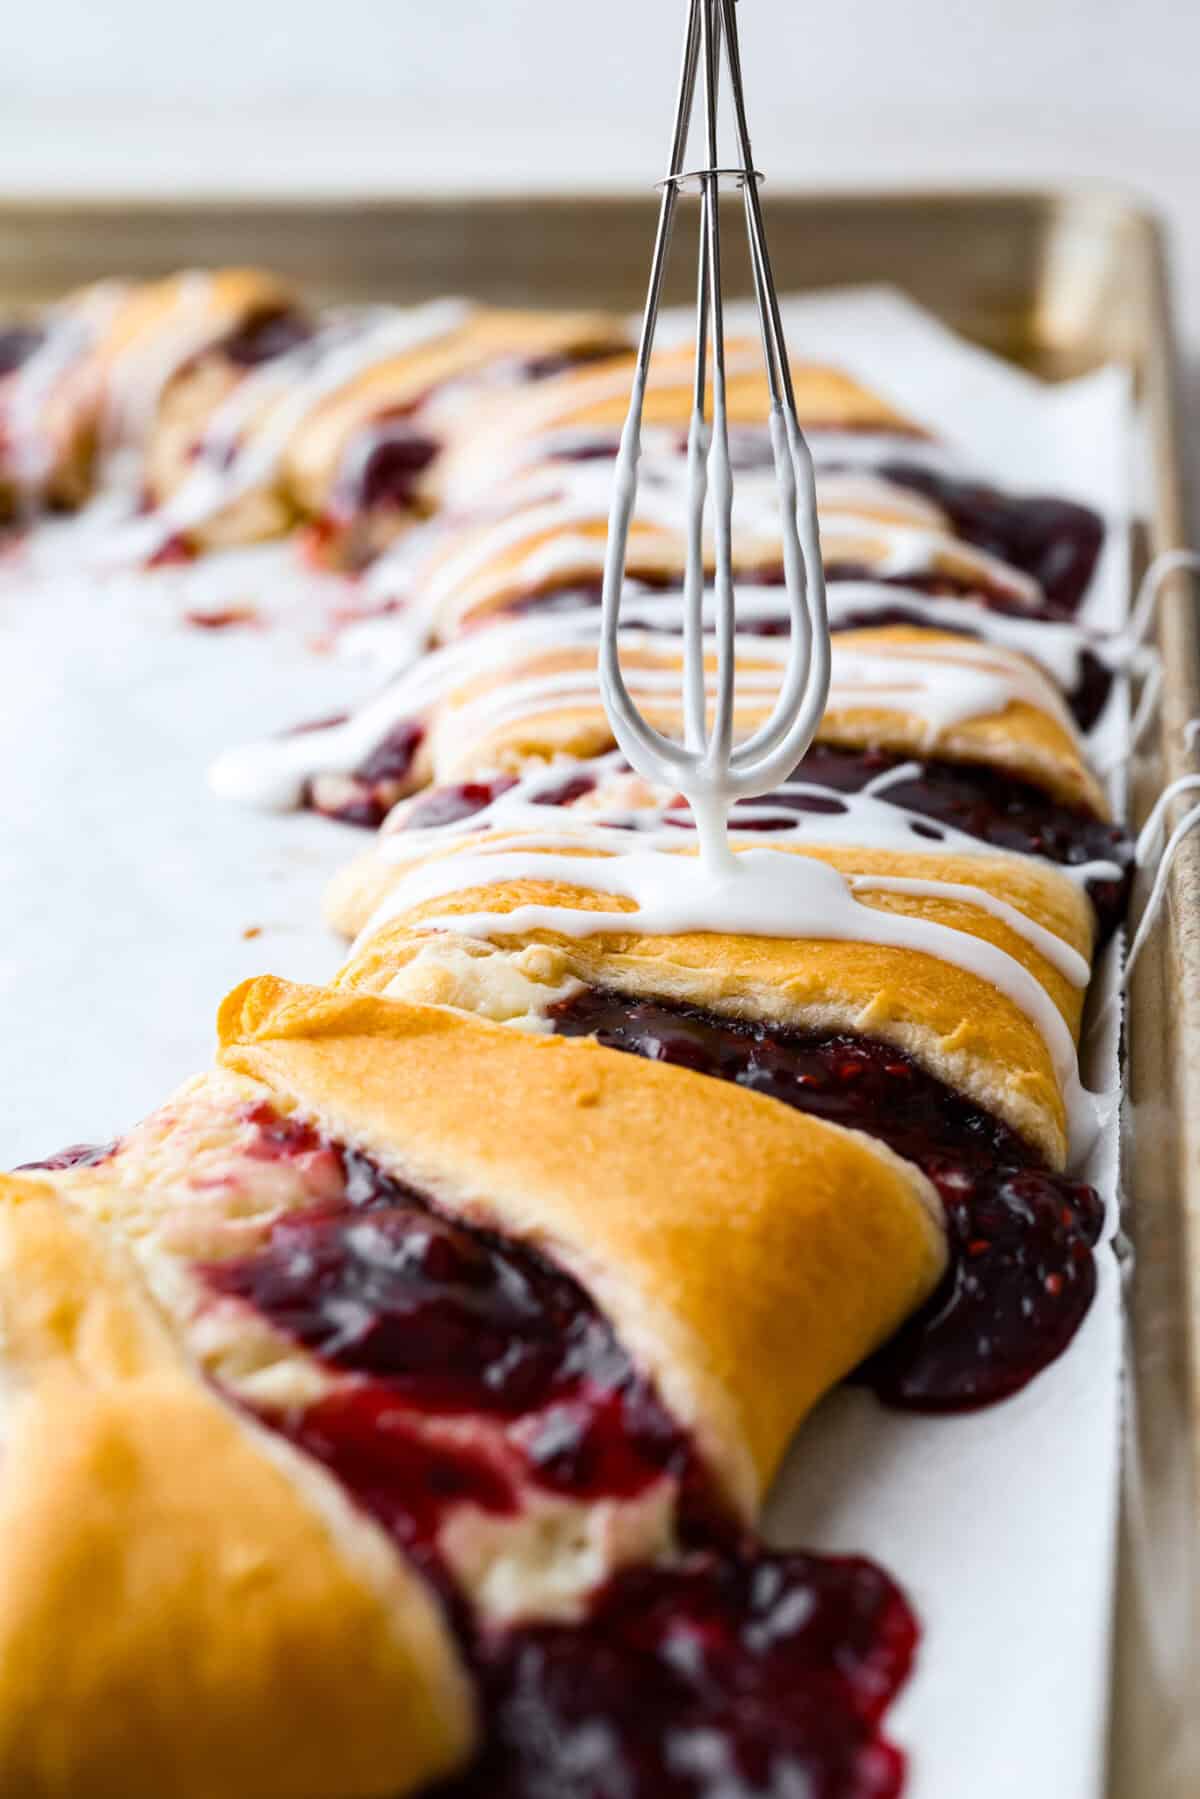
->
left=376, top=454, right=1044, bottom=648
left=214, top=612, right=1116, bottom=856
left=2, top=271, right=1127, bottom=1798
left=11, top=976, right=946, bottom=1795
left=330, top=817, right=1107, bottom=1407
left=285, top=308, right=632, bottom=567
left=0, top=284, right=127, bottom=517
left=0, top=270, right=300, bottom=525
left=0, top=1167, right=471, bottom=1799
left=140, top=305, right=633, bottom=563
left=429, top=338, right=925, bottom=510
left=419, top=340, right=1103, bottom=619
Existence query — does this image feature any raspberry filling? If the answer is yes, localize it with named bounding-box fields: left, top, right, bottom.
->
left=877, top=463, right=1104, bottom=618
left=759, top=743, right=1130, bottom=943
left=436, top=1550, right=916, bottom=1799
left=375, top=743, right=1130, bottom=941
left=332, top=416, right=440, bottom=522
left=547, top=988, right=1104, bottom=1410
left=396, top=772, right=600, bottom=833
left=203, top=1126, right=712, bottom=1521
left=668, top=441, right=1104, bottom=617
left=195, top=1105, right=916, bottom=1794
left=306, top=720, right=426, bottom=828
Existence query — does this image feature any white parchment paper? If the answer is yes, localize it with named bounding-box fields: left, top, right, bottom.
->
left=0, top=289, right=1130, bottom=1799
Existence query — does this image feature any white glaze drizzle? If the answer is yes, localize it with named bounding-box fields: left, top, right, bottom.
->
left=439, top=421, right=956, bottom=510
left=210, top=612, right=1071, bottom=813
left=431, top=634, right=1055, bottom=768
left=3, top=283, right=128, bottom=495
left=375, top=453, right=1039, bottom=640
left=380, top=750, right=988, bottom=861
left=338, top=570, right=1115, bottom=706
left=375, top=748, right=1121, bottom=894
left=110, top=300, right=471, bottom=560
left=358, top=836, right=1102, bottom=1159
left=99, top=271, right=217, bottom=449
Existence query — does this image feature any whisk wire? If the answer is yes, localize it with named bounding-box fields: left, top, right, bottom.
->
left=699, top=0, right=737, bottom=775
left=599, top=0, right=829, bottom=827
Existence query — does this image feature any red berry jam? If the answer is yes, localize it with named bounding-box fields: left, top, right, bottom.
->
left=547, top=989, right=1104, bottom=1411
left=335, top=418, right=440, bottom=520
left=689, top=439, right=1104, bottom=618
left=306, top=720, right=426, bottom=828
left=780, top=744, right=1130, bottom=943
left=878, top=463, right=1104, bottom=618
left=436, top=1550, right=916, bottom=1799
left=530, top=770, right=600, bottom=809
left=400, top=777, right=519, bottom=832
left=503, top=344, right=629, bottom=385
left=204, top=1136, right=709, bottom=1503
left=198, top=1110, right=918, bottom=1795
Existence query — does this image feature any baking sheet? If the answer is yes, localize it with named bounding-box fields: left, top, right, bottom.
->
left=0, top=287, right=1130, bottom=1797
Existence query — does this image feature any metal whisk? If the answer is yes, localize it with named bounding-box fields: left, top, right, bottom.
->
left=599, top=0, right=829, bottom=869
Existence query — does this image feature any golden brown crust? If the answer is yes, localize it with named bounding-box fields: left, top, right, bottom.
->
left=0, top=283, right=122, bottom=509
left=403, top=493, right=1029, bottom=640
left=7, top=269, right=298, bottom=518
left=434, top=344, right=922, bottom=505
left=283, top=307, right=631, bottom=526
left=330, top=839, right=1093, bottom=1168
left=218, top=976, right=945, bottom=1515
left=0, top=1175, right=474, bottom=1799
left=417, top=624, right=1105, bottom=816
left=74, top=269, right=295, bottom=451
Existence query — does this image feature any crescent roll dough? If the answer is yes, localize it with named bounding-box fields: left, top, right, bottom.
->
left=423, top=624, right=1104, bottom=814
left=332, top=836, right=1094, bottom=1169
left=143, top=306, right=631, bottom=559
left=396, top=472, right=1036, bottom=641
left=283, top=307, right=631, bottom=530
left=284, top=616, right=1105, bottom=839
left=432, top=340, right=923, bottom=507
left=3, top=983, right=943, bottom=1795
left=0, top=1173, right=474, bottom=1799
left=215, top=976, right=944, bottom=1512
left=3, top=270, right=298, bottom=517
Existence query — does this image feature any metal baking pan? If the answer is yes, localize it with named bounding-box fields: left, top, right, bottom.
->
left=0, top=187, right=1194, bottom=1795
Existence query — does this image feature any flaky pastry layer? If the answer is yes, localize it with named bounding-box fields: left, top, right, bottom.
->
left=284, top=307, right=631, bottom=523
left=435, top=342, right=922, bottom=504
left=0, top=1174, right=474, bottom=1799
left=424, top=624, right=1107, bottom=816
left=331, top=840, right=1094, bottom=1167
left=218, top=976, right=944, bottom=1514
